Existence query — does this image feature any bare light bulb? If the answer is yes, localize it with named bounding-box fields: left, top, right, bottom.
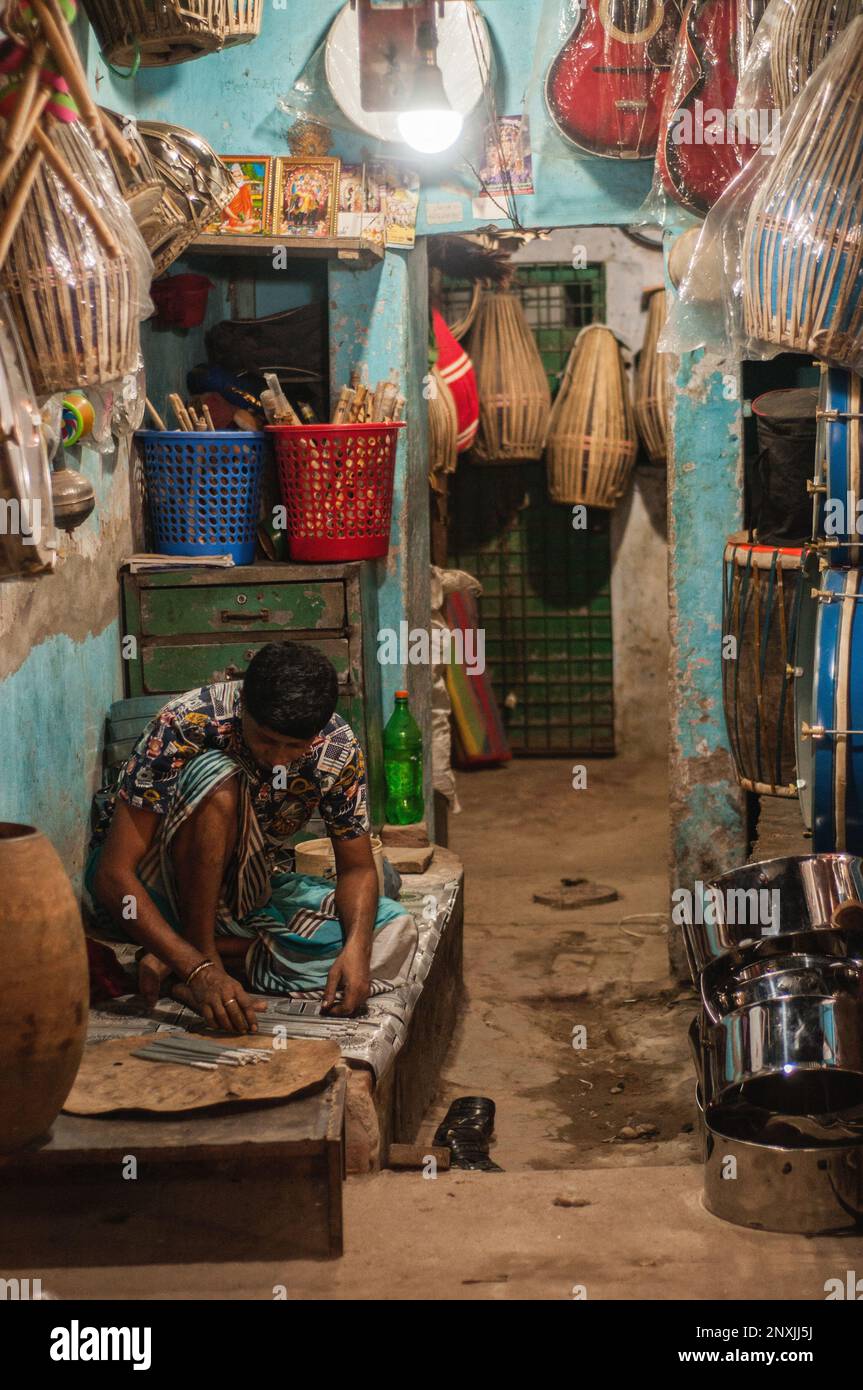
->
left=397, top=106, right=463, bottom=154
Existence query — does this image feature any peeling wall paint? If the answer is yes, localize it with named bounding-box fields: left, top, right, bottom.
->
left=667, top=346, right=747, bottom=976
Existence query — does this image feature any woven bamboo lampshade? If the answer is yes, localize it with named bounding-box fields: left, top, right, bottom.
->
left=546, top=325, right=638, bottom=509
left=634, top=288, right=670, bottom=466
left=464, top=289, right=551, bottom=463
left=428, top=365, right=458, bottom=483
left=80, top=1, right=262, bottom=69
left=743, top=22, right=863, bottom=367
left=0, top=122, right=139, bottom=397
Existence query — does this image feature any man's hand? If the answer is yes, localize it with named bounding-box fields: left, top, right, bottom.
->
left=172, top=965, right=267, bottom=1034
left=322, top=942, right=371, bottom=1017
left=138, top=952, right=173, bottom=1007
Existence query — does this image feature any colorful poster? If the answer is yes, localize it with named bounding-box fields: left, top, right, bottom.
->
left=480, top=115, right=534, bottom=196
left=370, top=161, right=420, bottom=249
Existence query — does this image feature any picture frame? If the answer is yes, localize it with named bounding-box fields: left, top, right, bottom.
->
left=271, top=157, right=341, bottom=239
left=207, top=156, right=272, bottom=236
left=337, top=162, right=386, bottom=247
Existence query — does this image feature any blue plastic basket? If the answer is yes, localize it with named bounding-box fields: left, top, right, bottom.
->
left=137, top=430, right=266, bottom=566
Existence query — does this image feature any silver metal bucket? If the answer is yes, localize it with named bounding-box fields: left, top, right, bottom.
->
left=683, top=853, right=863, bottom=977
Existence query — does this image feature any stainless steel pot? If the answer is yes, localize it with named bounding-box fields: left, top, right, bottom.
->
left=683, top=853, right=863, bottom=977
left=703, top=993, right=863, bottom=1113
left=700, top=951, right=861, bottom=1025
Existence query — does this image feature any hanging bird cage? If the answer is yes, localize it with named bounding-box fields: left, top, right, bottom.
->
left=634, top=288, right=670, bottom=466
left=546, top=325, right=638, bottom=509
left=80, top=1, right=262, bottom=69
left=464, top=289, right=551, bottom=463
left=0, top=121, right=140, bottom=397
left=428, top=365, right=459, bottom=483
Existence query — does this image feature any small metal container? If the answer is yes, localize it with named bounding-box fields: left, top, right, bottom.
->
left=700, top=951, right=861, bottom=1025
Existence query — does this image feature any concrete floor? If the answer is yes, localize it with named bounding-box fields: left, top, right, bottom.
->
left=13, top=755, right=863, bottom=1300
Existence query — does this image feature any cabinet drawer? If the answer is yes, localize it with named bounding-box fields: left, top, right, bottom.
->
left=141, top=638, right=351, bottom=694
left=139, top=583, right=346, bottom=638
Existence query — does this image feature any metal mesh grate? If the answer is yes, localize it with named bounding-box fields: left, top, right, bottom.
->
left=444, top=264, right=614, bottom=756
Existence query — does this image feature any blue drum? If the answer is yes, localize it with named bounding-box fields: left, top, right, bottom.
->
left=795, top=559, right=863, bottom=851
left=812, top=367, right=863, bottom=567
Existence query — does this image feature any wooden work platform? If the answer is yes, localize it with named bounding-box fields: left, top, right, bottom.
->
left=0, top=1068, right=347, bottom=1266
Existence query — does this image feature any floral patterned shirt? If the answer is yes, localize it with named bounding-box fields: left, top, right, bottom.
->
left=93, top=682, right=369, bottom=860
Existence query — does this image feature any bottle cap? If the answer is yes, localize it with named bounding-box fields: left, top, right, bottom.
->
left=395, top=690, right=409, bottom=698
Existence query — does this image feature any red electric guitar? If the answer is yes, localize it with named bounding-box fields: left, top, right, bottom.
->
left=657, top=0, right=759, bottom=215
left=545, top=0, right=684, bottom=159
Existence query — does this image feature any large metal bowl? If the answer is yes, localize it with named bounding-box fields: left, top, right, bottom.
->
left=682, top=853, right=863, bottom=978
left=703, top=993, right=863, bottom=1113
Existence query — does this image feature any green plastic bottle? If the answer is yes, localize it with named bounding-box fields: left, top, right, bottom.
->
left=383, top=690, right=424, bottom=824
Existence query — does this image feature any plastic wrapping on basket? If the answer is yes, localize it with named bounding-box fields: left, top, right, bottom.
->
left=531, top=0, right=682, bottom=165
left=642, top=0, right=762, bottom=225
left=740, top=16, right=863, bottom=370
left=736, top=0, right=863, bottom=115
left=0, top=118, right=154, bottom=397
left=0, top=296, right=57, bottom=581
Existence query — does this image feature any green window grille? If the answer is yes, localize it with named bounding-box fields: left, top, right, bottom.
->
left=444, top=263, right=614, bottom=756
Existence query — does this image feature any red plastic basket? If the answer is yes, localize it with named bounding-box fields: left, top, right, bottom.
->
left=269, top=421, right=405, bottom=562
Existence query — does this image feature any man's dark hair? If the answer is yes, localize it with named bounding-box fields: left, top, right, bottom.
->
left=242, top=642, right=338, bottom=738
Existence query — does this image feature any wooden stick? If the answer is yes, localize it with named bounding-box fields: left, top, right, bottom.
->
left=202, top=405, right=216, bottom=432
left=30, top=124, right=122, bottom=258
left=169, top=394, right=194, bottom=432
left=2, top=41, right=47, bottom=156
left=146, top=398, right=167, bottom=431
left=332, top=385, right=354, bottom=425
left=0, top=88, right=50, bottom=194
left=0, top=147, right=43, bottom=266
left=31, top=0, right=106, bottom=148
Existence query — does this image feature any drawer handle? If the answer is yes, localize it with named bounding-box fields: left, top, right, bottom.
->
left=220, top=609, right=270, bottom=624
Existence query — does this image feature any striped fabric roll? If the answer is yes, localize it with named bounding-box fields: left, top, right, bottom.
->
left=433, top=309, right=479, bottom=455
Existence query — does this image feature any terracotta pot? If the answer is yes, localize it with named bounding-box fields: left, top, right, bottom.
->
left=0, top=824, right=88, bottom=1150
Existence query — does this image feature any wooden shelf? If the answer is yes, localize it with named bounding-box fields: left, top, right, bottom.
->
left=187, top=234, right=384, bottom=265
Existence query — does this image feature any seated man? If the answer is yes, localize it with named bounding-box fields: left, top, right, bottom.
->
left=87, top=642, right=416, bottom=1034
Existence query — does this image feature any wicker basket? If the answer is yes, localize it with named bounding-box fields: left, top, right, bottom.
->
left=0, top=123, right=139, bottom=396
left=546, top=325, right=637, bottom=509
left=428, top=365, right=458, bottom=482
left=81, top=1, right=262, bottom=68
left=743, top=27, right=863, bottom=367
left=771, top=0, right=862, bottom=111
left=464, top=289, right=551, bottom=463
left=634, top=288, right=669, bottom=466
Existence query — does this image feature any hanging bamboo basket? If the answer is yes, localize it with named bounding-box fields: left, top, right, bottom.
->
left=743, top=25, right=863, bottom=367
left=0, top=122, right=139, bottom=397
left=428, top=365, right=458, bottom=483
left=770, top=0, right=862, bottom=111
left=464, top=289, right=551, bottom=463
left=547, top=325, right=638, bottom=509
left=634, top=288, right=670, bottom=466
left=81, top=1, right=262, bottom=69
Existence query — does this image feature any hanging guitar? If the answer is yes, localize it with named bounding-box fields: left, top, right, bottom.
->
left=657, top=0, right=759, bottom=216
left=545, top=0, right=684, bottom=159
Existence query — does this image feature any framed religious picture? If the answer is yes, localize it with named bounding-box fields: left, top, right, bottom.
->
left=206, top=156, right=272, bottom=235
left=337, top=162, right=386, bottom=246
left=271, top=157, right=340, bottom=239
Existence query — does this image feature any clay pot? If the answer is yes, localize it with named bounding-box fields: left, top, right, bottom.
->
left=0, top=824, right=88, bottom=1150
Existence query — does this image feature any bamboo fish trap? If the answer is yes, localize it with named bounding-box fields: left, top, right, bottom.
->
left=546, top=325, right=637, bottom=509
left=80, top=1, right=262, bottom=68
left=428, top=365, right=458, bottom=482
left=770, top=0, right=863, bottom=111
left=634, top=288, right=670, bottom=466
left=464, top=289, right=551, bottom=463
left=0, top=121, right=139, bottom=396
left=743, top=21, right=863, bottom=368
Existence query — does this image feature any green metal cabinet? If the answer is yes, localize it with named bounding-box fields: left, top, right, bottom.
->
left=121, top=562, right=385, bottom=825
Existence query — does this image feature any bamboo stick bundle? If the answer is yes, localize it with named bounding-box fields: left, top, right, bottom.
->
left=428, top=364, right=458, bottom=482
left=770, top=0, right=862, bottom=112
left=743, top=22, right=863, bottom=368
left=633, top=288, right=670, bottom=466
left=546, top=325, right=638, bottom=510
left=79, top=1, right=251, bottom=69
left=464, top=289, right=551, bottom=463
left=0, top=118, right=138, bottom=395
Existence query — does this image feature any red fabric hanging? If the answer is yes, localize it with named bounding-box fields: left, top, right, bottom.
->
left=433, top=309, right=479, bottom=455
